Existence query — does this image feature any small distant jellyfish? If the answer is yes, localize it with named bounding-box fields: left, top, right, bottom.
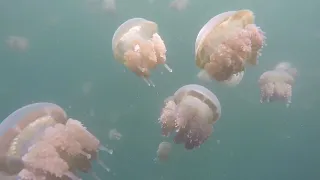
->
left=112, top=18, right=172, bottom=87
left=195, top=10, right=265, bottom=83
left=102, top=0, right=116, bottom=13
left=259, top=62, right=297, bottom=106
left=0, top=102, right=112, bottom=180
left=108, top=129, right=122, bottom=140
left=155, top=141, right=171, bottom=161
left=169, top=0, right=189, bottom=11
left=82, top=81, right=93, bottom=95
left=159, top=84, right=221, bottom=150
left=6, top=36, right=29, bottom=52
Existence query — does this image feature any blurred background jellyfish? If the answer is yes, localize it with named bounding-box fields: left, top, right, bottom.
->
left=159, top=84, right=221, bottom=150
left=258, top=62, right=297, bottom=106
left=169, top=0, right=189, bottom=11
left=0, top=102, right=112, bottom=180
left=195, top=10, right=265, bottom=82
left=155, top=141, right=171, bottom=162
left=6, top=36, right=29, bottom=52
left=102, top=0, right=116, bottom=13
left=112, top=18, right=172, bottom=87
left=108, top=129, right=122, bottom=140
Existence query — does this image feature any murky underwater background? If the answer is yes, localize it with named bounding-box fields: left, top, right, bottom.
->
left=0, top=0, right=319, bottom=179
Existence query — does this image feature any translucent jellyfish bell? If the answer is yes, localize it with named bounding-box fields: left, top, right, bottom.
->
left=195, top=10, right=265, bottom=82
left=259, top=68, right=296, bottom=107
left=274, top=62, right=297, bottom=78
left=155, top=141, right=171, bottom=162
left=159, top=84, right=221, bottom=150
left=0, top=102, right=111, bottom=180
left=112, top=18, right=172, bottom=87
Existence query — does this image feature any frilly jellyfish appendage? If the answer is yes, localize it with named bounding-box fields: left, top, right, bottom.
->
left=158, top=96, right=177, bottom=137
left=195, top=10, right=265, bottom=82
left=259, top=70, right=295, bottom=106
left=112, top=18, right=172, bottom=87
left=0, top=102, right=111, bottom=180
left=159, top=84, right=221, bottom=150
left=222, top=70, right=245, bottom=87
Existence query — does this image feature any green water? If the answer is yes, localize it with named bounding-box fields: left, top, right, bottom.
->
left=0, top=0, right=319, bottom=179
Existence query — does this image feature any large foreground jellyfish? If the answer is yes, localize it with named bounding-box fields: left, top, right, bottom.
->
left=112, top=18, right=172, bottom=87
left=0, top=102, right=112, bottom=180
left=159, top=84, right=221, bottom=150
left=259, top=62, right=297, bottom=106
left=195, top=10, right=265, bottom=83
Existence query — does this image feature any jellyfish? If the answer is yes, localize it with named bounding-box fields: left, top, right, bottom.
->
left=102, top=0, right=116, bottom=13
left=0, top=102, right=112, bottom=180
left=159, top=84, right=221, bottom=150
left=274, top=62, right=297, bottom=77
left=195, top=10, right=265, bottom=83
left=155, top=141, right=171, bottom=161
left=169, top=0, right=189, bottom=11
left=6, top=36, right=29, bottom=52
left=259, top=63, right=297, bottom=106
left=108, top=129, right=122, bottom=140
left=112, top=18, right=172, bottom=87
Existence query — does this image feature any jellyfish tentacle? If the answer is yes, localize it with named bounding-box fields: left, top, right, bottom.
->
left=99, top=145, right=113, bottom=155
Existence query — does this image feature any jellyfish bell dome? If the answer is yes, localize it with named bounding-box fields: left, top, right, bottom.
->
left=112, top=18, right=172, bottom=87
left=259, top=70, right=295, bottom=86
left=155, top=141, right=171, bottom=162
left=0, top=102, right=111, bottom=180
left=274, top=62, right=297, bottom=78
left=159, top=84, right=221, bottom=150
left=195, top=10, right=265, bottom=82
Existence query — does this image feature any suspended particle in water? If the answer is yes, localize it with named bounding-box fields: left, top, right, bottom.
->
left=112, top=18, right=172, bottom=87
left=195, top=10, right=265, bottom=83
left=159, top=84, right=221, bottom=150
